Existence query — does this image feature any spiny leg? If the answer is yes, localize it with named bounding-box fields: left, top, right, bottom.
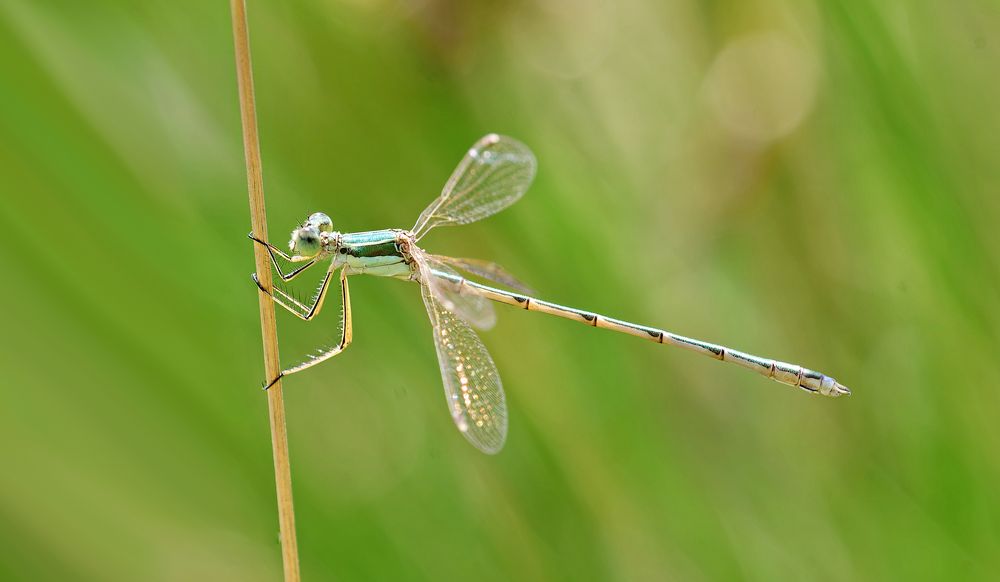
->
left=253, top=266, right=335, bottom=321
left=248, top=232, right=317, bottom=281
left=263, top=268, right=353, bottom=390
left=253, top=273, right=313, bottom=316
left=248, top=232, right=292, bottom=260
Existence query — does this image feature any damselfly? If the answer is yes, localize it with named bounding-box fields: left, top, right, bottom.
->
left=250, top=134, right=850, bottom=454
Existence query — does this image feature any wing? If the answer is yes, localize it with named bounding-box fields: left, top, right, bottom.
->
left=411, top=134, right=537, bottom=240
left=430, top=255, right=535, bottom=295
left=419, top=262, right=508, bottom=454
left=415, top=249, right=497, bottom=331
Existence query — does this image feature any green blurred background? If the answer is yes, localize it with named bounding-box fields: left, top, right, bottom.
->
left=1, top=0, right=998, bottom=580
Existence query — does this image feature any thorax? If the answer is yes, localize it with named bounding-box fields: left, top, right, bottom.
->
left=336, top=229, right=413, bottom=278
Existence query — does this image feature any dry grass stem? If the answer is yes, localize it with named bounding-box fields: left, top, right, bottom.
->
left=230, top=1, right=302, bottom=580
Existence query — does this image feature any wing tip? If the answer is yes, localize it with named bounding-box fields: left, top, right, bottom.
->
left=473, top=434, right=507, bottom=455
left=454, top=411, right=508, bottom=454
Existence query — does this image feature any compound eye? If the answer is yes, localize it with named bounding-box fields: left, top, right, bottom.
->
left=307, top=212, right=333, bottom=233
left=290, top=227, right=321, bottom=256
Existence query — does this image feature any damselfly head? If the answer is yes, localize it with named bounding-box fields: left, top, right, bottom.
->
left=289, top=212, right=335, bottom=257
left=289, top=226, right=321, bottom=257
left=306, top=212, right=334, bottom=233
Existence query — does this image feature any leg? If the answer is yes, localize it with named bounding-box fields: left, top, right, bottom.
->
left=249, top=232, right=317, bottom=281
left=253, top=266, right=335, bottom=321
left=254, top=274, right=310, bottom=314
left=248, top=231, right=293, bottom=260
left=264, top=268, right=353, bottom=389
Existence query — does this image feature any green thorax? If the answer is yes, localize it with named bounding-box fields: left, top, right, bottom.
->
left=338, top=229, right=411, bottom=278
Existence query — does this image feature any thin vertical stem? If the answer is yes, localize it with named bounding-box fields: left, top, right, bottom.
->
left=230, top=1, right=302, bottom=580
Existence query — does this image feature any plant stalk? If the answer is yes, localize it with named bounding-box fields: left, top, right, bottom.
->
left=230, top=1, right=302, bottom=580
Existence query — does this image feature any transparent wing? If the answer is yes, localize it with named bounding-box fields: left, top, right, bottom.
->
left=430, top=255, right=535, bottom=295
left=419, top=261, right=508, bottom=454
left=411, top=134, right=537, bottom=240
left=415, top=249, right=497, bottom=331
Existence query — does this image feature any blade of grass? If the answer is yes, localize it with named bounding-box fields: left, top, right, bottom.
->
left=230, top=1, right=302, bottom=580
